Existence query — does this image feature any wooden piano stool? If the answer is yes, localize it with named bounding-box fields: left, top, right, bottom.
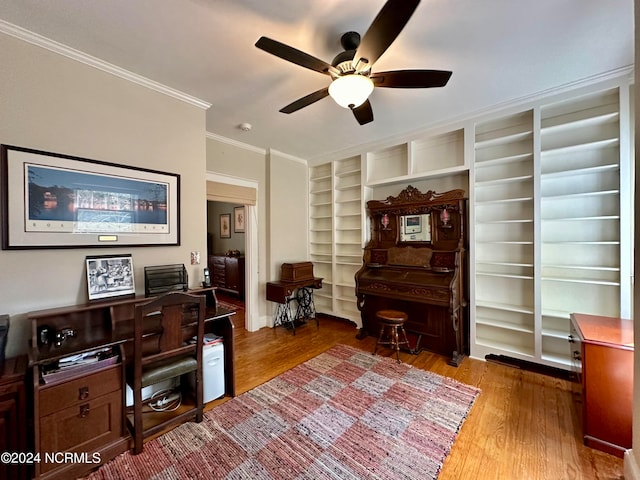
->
left=373, top=310, right=411, bottom=363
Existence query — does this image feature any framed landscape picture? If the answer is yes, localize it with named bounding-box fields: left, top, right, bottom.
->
left=1, top=144, right=180, bottom=249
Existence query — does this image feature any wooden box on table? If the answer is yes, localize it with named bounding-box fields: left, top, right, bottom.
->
left=280, top=262, right=314, bottom=282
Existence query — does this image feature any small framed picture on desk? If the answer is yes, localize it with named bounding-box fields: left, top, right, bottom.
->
left=86, top=254, right=135, bottom=301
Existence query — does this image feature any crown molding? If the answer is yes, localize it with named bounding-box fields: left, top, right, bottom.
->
left=267, top=148, right=307, bottom=165
left=204, top=134, right=308, bottom=164
left=309, top=65, right=634, bottom=164
left=0, top=20, right=211, bottom=110
left=205, top=132, right=267, bottom=155
left=206, top=171, right=259, bottom=189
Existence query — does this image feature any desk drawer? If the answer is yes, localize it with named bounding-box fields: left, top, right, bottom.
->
left=40, top=364, right=121, bottom=417
left=40, top=389, right=122, bottom=474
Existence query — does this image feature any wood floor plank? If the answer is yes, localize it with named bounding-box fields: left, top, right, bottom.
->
left=207, top=299, right=624, bottom=479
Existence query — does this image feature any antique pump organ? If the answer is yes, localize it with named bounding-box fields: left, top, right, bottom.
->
left=355, top=187, right=468, bottom=366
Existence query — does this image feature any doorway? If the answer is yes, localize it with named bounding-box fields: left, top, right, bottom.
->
left=206, top=173, right=259, bottom=331
left=206, top=200, right=246, bottom=300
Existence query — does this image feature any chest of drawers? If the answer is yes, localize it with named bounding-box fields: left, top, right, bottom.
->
left=569, top=313, right=633, bottom=458
left=36, top=363, right=127, bottom=478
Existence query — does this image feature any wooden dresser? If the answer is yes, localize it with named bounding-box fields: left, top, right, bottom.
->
left=209, top=255, right=245, bottom=298
left=569, top=313, right=633, bottom=457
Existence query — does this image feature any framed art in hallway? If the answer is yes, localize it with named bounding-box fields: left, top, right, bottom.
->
left=234, top=206, right=245, bottom=233
left=220, top=213, right=231, bottom=238
left=0, top=144, right=180, bottom=249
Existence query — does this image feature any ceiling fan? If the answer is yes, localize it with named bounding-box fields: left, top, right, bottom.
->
left=255, top=0, right=452, bottom=125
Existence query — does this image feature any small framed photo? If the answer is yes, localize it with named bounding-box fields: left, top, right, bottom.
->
left=404, top=215, right=422, bottom=234
left=234, top=206, right=245, bottom=233
left=86, top=254, right=135, bottom=301
left=220, top=213, right=231, bottom=238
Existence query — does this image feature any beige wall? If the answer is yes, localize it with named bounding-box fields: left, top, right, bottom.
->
left=266, top=150, right=309, bottom=272
left=206, top=139, right=268, bottom=324
left=206, top=140, right=309, bottom=326
left=0, top=33, right=208, bottom=358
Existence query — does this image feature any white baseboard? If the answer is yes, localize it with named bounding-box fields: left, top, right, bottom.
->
left=625, top=449, right=640, bottom=479
left=260, top=314, right=272, bottom=330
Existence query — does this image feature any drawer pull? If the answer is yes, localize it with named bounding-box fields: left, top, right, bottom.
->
left=79, top=404, right=90, bottom=418
left=568, top=335, right=574, bottom=344
left=79, top=386, right=89, bottom=400
left=573, top=351, right=582, bottom=361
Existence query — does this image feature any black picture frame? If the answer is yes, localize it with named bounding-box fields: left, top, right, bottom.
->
left=1, top=144, right=180, bottom=249
left=86, top=254, right=136, bottom=301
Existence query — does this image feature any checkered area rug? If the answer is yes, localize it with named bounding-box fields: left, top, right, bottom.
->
left=89, top=344, right=480, bottom=479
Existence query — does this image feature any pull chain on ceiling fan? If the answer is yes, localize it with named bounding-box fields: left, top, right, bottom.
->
left=255, top=0, right=452, bottom=125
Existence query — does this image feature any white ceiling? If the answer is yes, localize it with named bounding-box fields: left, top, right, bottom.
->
left=0, top=0, right=633, bottom=162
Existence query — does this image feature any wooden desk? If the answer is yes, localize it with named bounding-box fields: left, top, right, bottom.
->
left=569, top=313, right=633, bottom=457
left=27, top=290, right=235, bottom=480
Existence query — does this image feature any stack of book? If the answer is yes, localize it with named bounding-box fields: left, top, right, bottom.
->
left=41, top=347, right=118, bottom=384
left=190, top=333, right=223, bottom=345
left=204, top=333, right=223, bottom=345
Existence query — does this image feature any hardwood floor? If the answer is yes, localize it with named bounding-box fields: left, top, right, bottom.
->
left=209, top=296, right=624, bottom=480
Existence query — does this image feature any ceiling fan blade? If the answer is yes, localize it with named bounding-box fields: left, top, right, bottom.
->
left=353, top=0, right=421, bottom=72
left=352, top=100, right=374, bottom=125
left=371, top=70, right=452, bottom=88
left=256, top=37, right=338, bottom=76
left=280, top=87, right=330, bottom=114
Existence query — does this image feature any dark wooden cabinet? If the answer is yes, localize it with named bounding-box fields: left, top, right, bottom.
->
left=569, top=313, right=633, bottom=458
left=0, top=355, right=28, bottom=480
left=38, top=365, right=124, bottom=476
left=209, top=255, right=245, bottom=298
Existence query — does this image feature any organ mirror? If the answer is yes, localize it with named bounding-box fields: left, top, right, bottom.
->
left=399, top=213, right=431, bottom=243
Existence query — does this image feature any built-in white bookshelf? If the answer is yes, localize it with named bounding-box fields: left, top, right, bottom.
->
left=473, top=111, right=536, bottom=359
left=309, top=163, right=334, bottom=312
left=539, top=88, right=623, bottom=366
left=308, top=157, right=365, bottom=324
left=333, top=156, right=363, bottom=322
left=470, top=84, right=630, bottom=370
left=309, top=76, right=631, bottom=368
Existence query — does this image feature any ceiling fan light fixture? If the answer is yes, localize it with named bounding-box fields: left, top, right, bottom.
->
left=328, top=74, right=374, bottom=109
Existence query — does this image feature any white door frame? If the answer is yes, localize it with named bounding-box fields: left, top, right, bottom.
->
left=206, top=172, right=259, bottom=331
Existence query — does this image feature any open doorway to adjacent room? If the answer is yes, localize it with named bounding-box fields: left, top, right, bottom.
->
left=206, top=200, right=246, bottom=304
left=206, top=174, right=258, bottom=332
